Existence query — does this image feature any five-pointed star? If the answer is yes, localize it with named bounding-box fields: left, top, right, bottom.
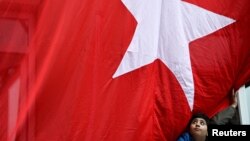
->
left=113, top=0, right=234, bottom=110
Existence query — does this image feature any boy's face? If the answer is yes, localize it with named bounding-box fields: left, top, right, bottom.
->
left=189, top=118, right=208, bottom=137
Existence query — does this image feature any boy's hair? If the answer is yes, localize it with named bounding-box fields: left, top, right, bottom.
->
left=188, top=112, right=210, bottom=126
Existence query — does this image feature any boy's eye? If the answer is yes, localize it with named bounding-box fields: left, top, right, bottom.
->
left=200, top=121, right=206, bottom=125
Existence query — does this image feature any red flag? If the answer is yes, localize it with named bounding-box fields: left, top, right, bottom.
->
left=0, top=0, right=249, bottom=141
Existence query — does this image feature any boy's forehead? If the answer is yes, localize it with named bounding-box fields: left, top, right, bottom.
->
left=192, top=117, right=206, bottom=122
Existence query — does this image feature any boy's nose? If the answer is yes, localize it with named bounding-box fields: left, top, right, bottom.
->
left=195, top=123, right=200, bottom=127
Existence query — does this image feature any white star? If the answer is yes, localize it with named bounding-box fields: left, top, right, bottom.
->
left=113, top=0, right=235, bottom=110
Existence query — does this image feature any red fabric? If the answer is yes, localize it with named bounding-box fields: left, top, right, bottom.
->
left=0, top=0, right=249, bottom=141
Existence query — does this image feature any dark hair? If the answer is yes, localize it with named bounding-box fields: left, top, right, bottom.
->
left=188, top=112, right=210, bottom=127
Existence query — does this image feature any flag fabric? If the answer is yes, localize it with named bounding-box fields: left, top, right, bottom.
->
left=0, top=0, right=249, bottom=141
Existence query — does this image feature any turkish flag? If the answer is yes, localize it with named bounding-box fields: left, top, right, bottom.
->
left=0, top=0, right=249, bottom=141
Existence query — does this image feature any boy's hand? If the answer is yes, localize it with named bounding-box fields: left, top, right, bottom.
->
left=231, top=90, right=238, bottom=108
